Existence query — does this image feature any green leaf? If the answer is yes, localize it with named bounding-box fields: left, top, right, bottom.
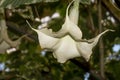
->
left=80, top=0, right=90, bottom=5
left=0, top=0, right=59, bottom=8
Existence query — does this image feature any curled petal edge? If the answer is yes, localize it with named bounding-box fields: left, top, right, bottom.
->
left=77, top=29, right=114, bottom=61
left=27, top=21, right=59, bottom=50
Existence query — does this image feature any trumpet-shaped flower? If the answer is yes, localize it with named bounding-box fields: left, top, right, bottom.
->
left=28, top=0, right=114, bottom=63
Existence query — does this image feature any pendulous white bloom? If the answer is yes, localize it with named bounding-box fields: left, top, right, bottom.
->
left=28, top=0, right=114, bottom=63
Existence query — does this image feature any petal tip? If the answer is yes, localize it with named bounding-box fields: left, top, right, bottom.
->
left=109, top=29, right=115, bottom=32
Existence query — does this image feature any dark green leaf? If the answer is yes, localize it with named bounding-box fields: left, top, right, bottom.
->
left=0, top=0, right=59, bottom=8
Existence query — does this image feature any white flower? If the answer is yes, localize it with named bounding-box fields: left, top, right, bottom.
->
left=28, top=0, right=114, bottom=63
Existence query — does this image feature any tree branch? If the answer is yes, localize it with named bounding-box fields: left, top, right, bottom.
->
left=86, top=6, right=95, bottom=33
left=70, top=59, right=105, bottom=80
left=102, top=0, right=120, bottom=22
left=98, top=0, right=106, bottom=79
left=6, top=21, right=37, bottom=42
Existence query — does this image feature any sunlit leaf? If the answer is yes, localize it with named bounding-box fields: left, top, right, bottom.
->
left=80, top=0, right=90, bottom=5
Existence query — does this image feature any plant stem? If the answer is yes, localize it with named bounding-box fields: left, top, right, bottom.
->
left=98, top=0, right=105, bottom=79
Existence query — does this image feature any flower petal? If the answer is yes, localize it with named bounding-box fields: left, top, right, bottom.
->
left=69, top=0, right=80, bottom=25
left=89, top=29, right=114, bottom=47
left=53, top=35, right=80, bottom=63
left=29, top=26, right=59, bottom=50
left=77, top=42, right=93, bottom=61
left=77, top=29, right=114, bottom=61
left=54, top=0, right=83, bottom=40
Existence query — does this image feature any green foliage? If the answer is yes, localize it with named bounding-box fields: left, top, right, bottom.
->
left=80, top=0, right=90, bottom=5
left=0, top=0, right=59, bottom=8
left=106, top=60, right=120, bottom=80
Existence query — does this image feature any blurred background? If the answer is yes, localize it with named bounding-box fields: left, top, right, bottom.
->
left=0, top=0, right=120, bottom=80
